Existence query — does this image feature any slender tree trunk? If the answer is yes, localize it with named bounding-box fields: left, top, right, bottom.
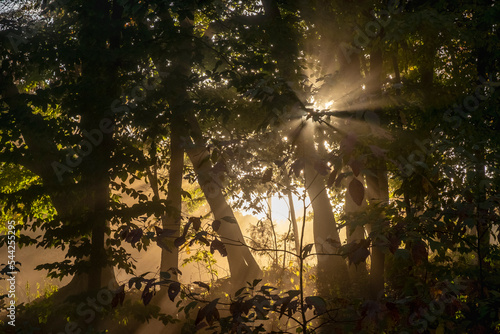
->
left=345, top=174, right=368, bottom=289
left=284, top=173, right=301, bottom=256
left=365, top=158, right=389, bottom=299
left=159, top=118, right=184, bottom=280
left=365, top=45, right=389, bottom=299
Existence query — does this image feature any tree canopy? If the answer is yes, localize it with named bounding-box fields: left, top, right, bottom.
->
left=0, top=0, right=499, bottom=333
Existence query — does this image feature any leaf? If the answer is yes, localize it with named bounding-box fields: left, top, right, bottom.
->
left=290, top=159, right=305, bottom=177
left=348, top=178, right=365, bottom=206
left=235, top=287, right=247, bottom=297
left=168, top=281, right=181, bottom=302
left=305, top=296, right=327, bottom=315
left=327, top=169, right=338, bottom=188
left=251, top=278, right=262, bottom=287
left=287, top=290, right=301, bottom=298
left=343, top=239, right=371, bottom=266
left=212, top=219, right=221, bottom=231
left=210, top=238, right=227, bottom=257
left=126, top=228, right=143, bottom=246
left=193, top=281, right=210, bottom=291
left=348, top=245, right=370, bottom=266
left=168, top=267, right=183, bottom=276
left=160, top=271, right=171, bottom=280
left=411, top=240, right=428, bottom=265
left=181, top=190, right=192, bottom=199
left=182, top=221, right=192, bottom=237
left=210, top=149, right=219, bottom=164
left=335, top=172, right=347, bottom=188
left=184, top=301, right=198, bottom=315
left=174, top=236, right=186, bottom=248
left=221, top=216, right=237, bottom=224
left=301, top=243, right=314, bottom=258
left=142, top=290, right=153, bottom=305
left=155, top=226, right=177, bottom=238
left=119, top=226, right=130, bottom=240
left=128, top=277, right=141, bottom=289
left=195, top=298, right=220, bottom=325
left=262, top=168, right=273, bottom=183
left=189, top=217, right=202, bottom=231
left=349, top=159, right=362, bottom=177
left=194, top=233, right=210, bottom=246
left=111, top=284, right=125, bottom=308
left=196, top=322, right=208, bottom=331
left=313, top=160, right=330, bottom=176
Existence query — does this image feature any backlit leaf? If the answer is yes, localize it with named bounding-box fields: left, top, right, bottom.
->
left=348, top=178, right=365, bottom=206
left=189, top=216, right=202, bottom=231
left=168, top=281, right=181, bottom=302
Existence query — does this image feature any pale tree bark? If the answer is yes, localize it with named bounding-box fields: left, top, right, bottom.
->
left=159, top=119, right=184, bottom=280
left=186, top=114, right=262, bottom=287
left=300, top=124, right=350, bottom=293
left=186, top=136, right=262, bottom=288
left=365, top=158, right=389, bottom=299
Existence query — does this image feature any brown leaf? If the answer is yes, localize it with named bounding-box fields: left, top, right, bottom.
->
left=174, top=236, right=186, bottom=248
left=347, top=241, right=370, bottom=266
left=193, top=281, right=210, bottom=291
left=290, top=159, right=305, bottom=178
left=111, top=284, right=125, bottom=308
left=262, top=168, right=273, bottom=183
left=411, top=240, right=428, bottom=265
left=210, top=238, right=227, bottom=257
left=335, top=172, right=346, bottom=187
left=349, top=159, right=363, bottom=177
left=327, top=169, right=338, bottom=188
left=348, top=178, right=365, bottom=206
left=126, top=228, right=143, bottom=246
left=182, top=221, right=192, bottom=237
left=142, top=289, right=154, bottom=306
left=155, top=227, right=177, bottom=238
left=305, top=296, right=327, bottom=315
left=314, top=160, right=330, bottom=176
left=212, top=219, right=221, bottom=232
left=189, top=217, right=202, bottom=231
left=168, top=281, right=181, bottom=302
left=196, top=298, right=220, bottom=325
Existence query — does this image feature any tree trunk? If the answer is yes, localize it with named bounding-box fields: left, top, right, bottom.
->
left=300, top=124, right=350, bottom=294
left=160, top=119, right=184, bottom=279
left=186, top=143, right=262, bottom=288
left=344, top=174, right=368, bottom=290
left=365, top=158, right=389, bottom=299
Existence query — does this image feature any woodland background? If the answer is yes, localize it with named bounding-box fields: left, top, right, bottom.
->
left=0, top=0, right=499, bottom=333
